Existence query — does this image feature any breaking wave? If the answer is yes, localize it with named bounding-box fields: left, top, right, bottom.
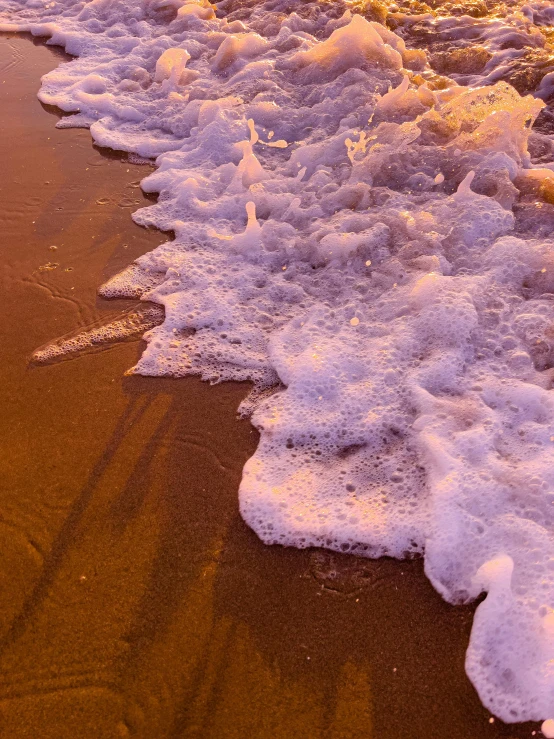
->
left=4, top=0, right=554, bottom=726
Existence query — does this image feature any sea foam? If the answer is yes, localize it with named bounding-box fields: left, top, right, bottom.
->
left=3, top=0, right=554, bottom=725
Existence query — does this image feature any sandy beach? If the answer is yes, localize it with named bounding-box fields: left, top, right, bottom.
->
left=0, top=33, right=539, bottom=739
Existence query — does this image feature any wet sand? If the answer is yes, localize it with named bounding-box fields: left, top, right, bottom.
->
left=0, top=34, right=539, bottom=739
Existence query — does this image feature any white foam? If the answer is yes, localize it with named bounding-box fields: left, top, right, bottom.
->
left=3, top=0, right=554, bottom=725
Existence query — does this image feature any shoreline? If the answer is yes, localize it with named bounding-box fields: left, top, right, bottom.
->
left=0, top=32, right=539, bottom=739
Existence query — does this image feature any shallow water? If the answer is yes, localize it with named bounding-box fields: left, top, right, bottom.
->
left=0, top=32, right=527, bottom=739
left=2, top=0, right=554, bottom=730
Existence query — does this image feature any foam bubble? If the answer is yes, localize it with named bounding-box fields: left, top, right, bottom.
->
left=3, top=0, right=554, bottom=725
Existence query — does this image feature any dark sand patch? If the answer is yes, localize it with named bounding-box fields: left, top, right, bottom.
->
left=0, top=34, right=538, bottom=739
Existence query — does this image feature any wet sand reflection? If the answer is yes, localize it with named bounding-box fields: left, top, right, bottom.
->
left=0, top=33, right=538, bottom=738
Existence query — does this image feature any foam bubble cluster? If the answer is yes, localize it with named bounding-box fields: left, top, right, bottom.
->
left=5, top=0, right=554, bottom=725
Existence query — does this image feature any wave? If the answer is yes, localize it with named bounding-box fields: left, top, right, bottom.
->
left=3, top=0, right=554, bottom=726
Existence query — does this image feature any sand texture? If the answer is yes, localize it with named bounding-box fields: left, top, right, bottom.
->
left=0, top=34, right=539, bottom=739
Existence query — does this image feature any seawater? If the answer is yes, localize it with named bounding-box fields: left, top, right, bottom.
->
left=3, top=0, right=554, bottom=727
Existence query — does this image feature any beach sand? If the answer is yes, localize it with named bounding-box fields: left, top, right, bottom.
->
left=0, top=34, right=538, bottom=739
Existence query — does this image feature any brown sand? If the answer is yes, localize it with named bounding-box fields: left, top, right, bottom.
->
left=0, top=34, right=538, bottom=739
